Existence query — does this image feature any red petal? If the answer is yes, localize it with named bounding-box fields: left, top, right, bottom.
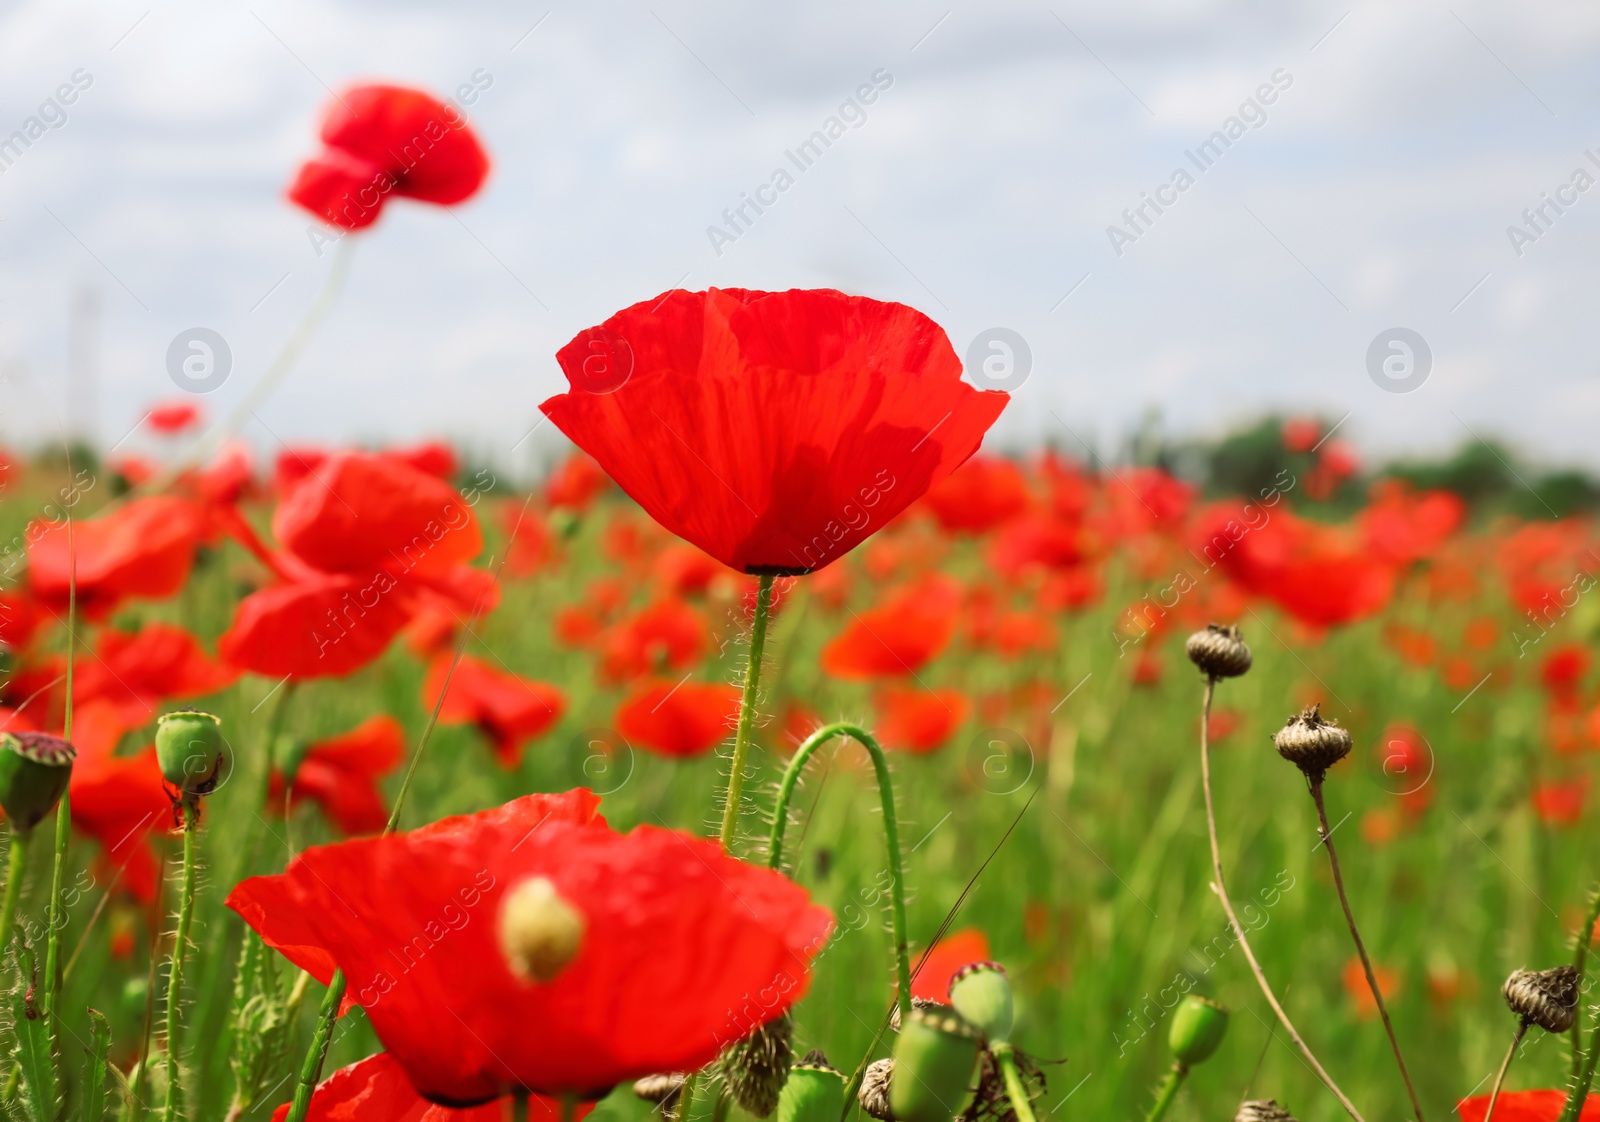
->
left=615, top=679, right=740, bottom=758
left=219, top=574, right=414, bottom=679
left=820, top=574, right=960, bottom=679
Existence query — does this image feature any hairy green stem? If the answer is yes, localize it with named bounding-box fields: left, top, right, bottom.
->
left=285, top=969, right=344, bottom=1122
left=0, top=829, right=30, bottom=958
left=1309, top=778, right=1425, bottom=1121
left=768, top=720, right=911, bottom=1018
left=1562, top=1015, right=1600, bottom=1122
left=676, top=1072, right=698, bottom=1122
left=993, top=1044, right=1039, bottom=1122
left=1571, top=885, right=1600, bottom=1080
left=719, top=574, right=774, bottom=852
left=160, top=801, right=200, bottom=1122
left=1144, top=1063, right=1186, bottom=1122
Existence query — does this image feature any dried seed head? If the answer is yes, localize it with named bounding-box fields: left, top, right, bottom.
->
left=1272, top=705, right=1352, bottom=778
left=1503, top=966, right=1580, bottom=1033
left=794, top=1049, right=839, bottom=1076
left=889, top=996, right=945, bottom=1034
left=633, top=1073, right=687, bottom=1107
left=1236, top=1101, right=1298, bottom=1122
left=859, top=1059, right=896, bottom=1121
left=498, top=877, right=585, bottom=983
left=723, top=1011, right=794, bottom=1118
left=1185, top=625, right=1253, bottom=679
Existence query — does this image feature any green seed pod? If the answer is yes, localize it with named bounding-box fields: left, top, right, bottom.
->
left=1168, top=995, right=1229, bottom=1067
left=948, top=961, right=1013, bottom=1045
left=0, top=731, right=74, bottom=831
left=889, top=1005, right=980, bottom=1122
left=777, top=1050, right=844, bottom=1122
left=154, top=710, right=226, bottom=796
left=724, top=1011, right=794, bottom=1118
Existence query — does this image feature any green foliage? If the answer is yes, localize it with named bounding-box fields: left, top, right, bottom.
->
left=7, top=948, right=59, bottom=1122
left=225, top=934, right=303, bottom=1120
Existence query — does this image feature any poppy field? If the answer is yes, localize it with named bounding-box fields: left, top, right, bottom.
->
left=3, top=82, right=1599, bottom=1122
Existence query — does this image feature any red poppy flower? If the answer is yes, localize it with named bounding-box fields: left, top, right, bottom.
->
left=545, top=452, right=611, bottom=512
left=219, top=453, right=494, bottom=679
left=27, top=496, right=203, bottom=620
left=921, top=456, right=1030, bottom=534
left=1038, top=566, right=1102, bottom=612
left=875, top=687, right=970, bottom=754
left=1541, top=644, right=1591, bottom=700
left=987, top=515, right=1085, bottom=579
left=388, top=441, right=459, bottom=480
left=1359, top=482, right=1465, bottom=565
left=597, top=599, right=709, bottom=683
left=1340, top=955, right=1398, bottom=1019
left=70, top=701, right=169, bottom=904
left=653, top=545, right=735, bottom=598
left=272, top=716, right=405, bottom=835
left=540, top=288, right=1007, bottom=574
left=910, top=927, right=989, bottom=1001
left=1534, top=779, right=1587, bottom=826
left=228, top=789, right=832, bottom=1104
left=0, top=590, right=45, bottom=652
left=991, top=611, right=1056, bottom=659
left=424, top=655, right=565, bottom=768
left=289, top=85, right=490, bottom=231
left=271, top=1051, right=586, bottom=1122
left=615, top=679, right=740, bottom=758
left=273, top=447, right=330, bottom=494
left=191, top=440, right=257, bottom=510
left=145, top=400, right=203, bottom=434
left=820, top=574, right=961, bottom=680
left=500, top=502, right=556, bottom=579
left=75, top=624, right=238, bottom=729
left=1497, top=520, right=1598, bottom=615
left=1458, top=1091, right=1600, bottom=1122
left=1281, top=416, right=1320, bottom=452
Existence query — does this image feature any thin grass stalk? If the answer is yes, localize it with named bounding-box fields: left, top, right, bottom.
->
left=0, top=829, right=30, bottom=957
left=1308, top=777, right=1425, bottom=1120
left=719, top=574, right=774, bottom=852
left=1487, top=1022, right=1527, bottom=1122
left=1197, top=678, right=1366, bottom=1122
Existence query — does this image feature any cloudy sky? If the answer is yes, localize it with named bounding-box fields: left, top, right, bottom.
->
left=0, top=0, right=1595, bottom=478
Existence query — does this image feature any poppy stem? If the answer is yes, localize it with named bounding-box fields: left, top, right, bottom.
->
left=161, top=799, right=200, bottom=1122
left=42, top=501, right=76, bottom=1041
left=1197, top=677, right=1366, bottom=1122
left=285, top=970, right=345, bottom=1122
left=767, top=720, right=911, bottom=1019
left=0, top=828, right=30, bottom=959
left=992, top=1044, right=1039, bottom=1122
left=1143, top=1062, right=1187, bottom=1122
left=511, top=1090, right=531, bottom=1122
left=1308, top=775, right=1425, bottom=1121
left=1570, top=883, right=1600, bottom=1081
left=676, top=1072, right=698, bottom=1122
left=719, top=574, right=775, bottom=852
left=1561, top=1013, right=1600, bottom=1122
left=1486, top=1021, right=1527, bottom=1122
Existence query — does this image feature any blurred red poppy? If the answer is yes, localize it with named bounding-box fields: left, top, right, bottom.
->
left=991, top=611, right=1056, bottom=659
left=541, top=288, right=1007, bottom=574
left=272, top=716, right=405, bottom=835
left=289, top=85, right=490, bottom=231
left=1534, top=779, right=1587, bottom=826
left=424, top=655, right=565, bottom=768
left=545, top=452, right=611, bottom=512
left=271, top=1050, right=586, bottom=1122
left=0, top=590, right=45, bottom=652
left=821, top=574, right=961, bottom=679
left=388, top=441, right=459, bottom=480
left=229, top=789, right=832, bottom=1104
left=615, top=679, right=740, bottom=758
left=1360, top=482, right=1464, bottom=565
left=70, top=702, right=169, bottom=904
left=1341, top=955, right=1398, bottom=1019
left=145, top=400, right=202, bottom=434
left=921, top=456, right=1030, bottom=533
left=27, top=496, right=203, bottom=620
left=597, top=599, right=709, bottom=682
left=272, top=447, right=330, bottom=494
left=875, top=686, right=970, bottom=753
left=1457, top=1091, right=1600, bottom=1122
left=988, top=515, right=1085, bottom=579
left=653, top=544, right=735, bottom=598
left=1541, top=644, right=1591, bottom=700
left=76, top=623, right=238, bottom=729
left=1281, top=416, right=1320, bottom=452
left=910, top=927, right=989, bottom=1001
left=500, top=502, right=556, bottom=578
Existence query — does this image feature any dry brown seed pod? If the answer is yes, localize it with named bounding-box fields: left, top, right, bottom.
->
left=1503, top=965, right=1580, bottom=1033
left=1236, top=1101, right=1297, bottom=1122
left=1185, top=625, right=1253, bottom=679
left=723, top=1012, right=794, bottom=1118
left=633, top=1073, right=687, bottom=1107
left=1272, top=704, right=1353, bottom=777
left=888, top=996, right=946, bottom=1033
left=859, top=1058, right=896, bottom=1120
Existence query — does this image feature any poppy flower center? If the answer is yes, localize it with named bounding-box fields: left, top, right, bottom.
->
left=499, top=876, right=585, bottom=983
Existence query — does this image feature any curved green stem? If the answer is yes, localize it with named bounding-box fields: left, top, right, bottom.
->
left=992, top=1044, right=1039, bottom=1122
left=768, top=720, right=911, bottom=1019
left=161, top=801, right=200, bottom=1122
left=0, top=828, right=30, bottom=959
left=1571, top=885, right=1600, bottom=1080
left=1144, top=1064, right=1187, bottom=1122
left=284, top=969, right=344, bottom=1122
left=719, top=574, right=774, bottom=852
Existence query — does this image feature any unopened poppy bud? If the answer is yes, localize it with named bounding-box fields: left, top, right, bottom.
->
left=1236, top=1100, right=1297, bottom=1122
left=889, top=1005, right=980, bottom=1122
left=724, top=1011, right=793, bottom=1118
left=1185, top=625, right=1252, bottom=679
left=777, top=1049, right=844, bottom=1122
left=499, top=876, right=585, bottom=982
left=1272, top=705, right=1351, bottom=778
left=859, top=1058, right=895, bottom=1121
left=633, top=1072, right=686, bottom=1108
left=1168, top=995, right=1228, bottom=1067
left=948, top=961, right=1013, bottom=1045
left=0, top=731, right=74, bottom=832
left=1503, top=965, right=1580, bottom=1033
left=154, top=710, right=226, bottom=796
